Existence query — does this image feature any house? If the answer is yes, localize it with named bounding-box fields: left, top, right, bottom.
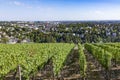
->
left=8, top=38, right=17, bottom=44
left=112, top=32, right=117, bottom=37
left=21, top=39, right=31, bottom=43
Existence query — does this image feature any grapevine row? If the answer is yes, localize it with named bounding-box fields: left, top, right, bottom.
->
left=78, top=44, right=87, bottom=78
left=93, top=43, right=120, bottom=64
left=0, top=43, right=74, bottom=79
left=84, top=43, right=112, bottom=70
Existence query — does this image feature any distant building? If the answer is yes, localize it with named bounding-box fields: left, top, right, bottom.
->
left=21, top=39, right=31, bottom=43
left=8, top=38, right=17, bottom=44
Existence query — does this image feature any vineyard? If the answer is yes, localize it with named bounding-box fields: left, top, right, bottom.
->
left=0, top=43, right=120, bottom=80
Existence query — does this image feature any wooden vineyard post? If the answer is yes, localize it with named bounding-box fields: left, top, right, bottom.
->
left=18, top=65, right=22, bottom=80
left=105, top=69, right=111, bottom=80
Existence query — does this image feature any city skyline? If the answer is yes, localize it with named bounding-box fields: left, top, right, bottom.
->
left=1, top=0, right=120, bottom=21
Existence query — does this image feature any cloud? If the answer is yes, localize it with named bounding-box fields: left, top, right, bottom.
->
left=94, top=10, right=104, bottom=15
left=9, top=1, right=24, bottom=6
left=14, top=1, right=22, bottom=6
left=9, top=1, right=34, bottom=9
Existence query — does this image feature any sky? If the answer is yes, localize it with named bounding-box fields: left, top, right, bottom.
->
left=0, top=0, right=120, bottom=21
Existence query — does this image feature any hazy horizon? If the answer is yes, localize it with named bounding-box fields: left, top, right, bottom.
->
left=1, top=0, right=120, bottom=21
